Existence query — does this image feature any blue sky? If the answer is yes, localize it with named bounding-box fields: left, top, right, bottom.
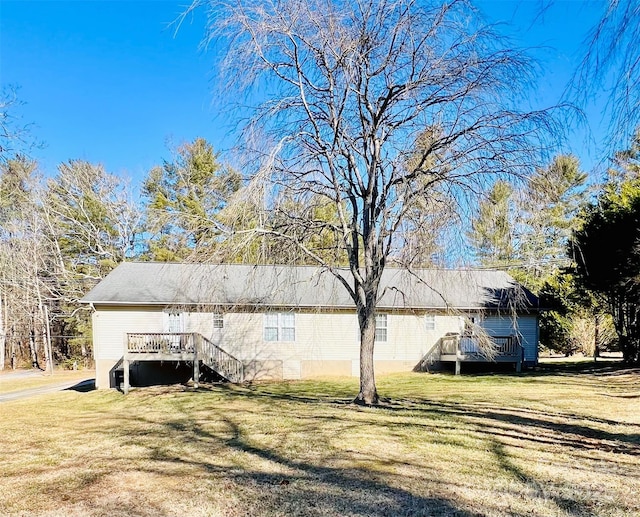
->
left=1, top=0, right=607, bottom=181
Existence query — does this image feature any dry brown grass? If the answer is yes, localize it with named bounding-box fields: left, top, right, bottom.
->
left=0, top=361, right=638, bottom=517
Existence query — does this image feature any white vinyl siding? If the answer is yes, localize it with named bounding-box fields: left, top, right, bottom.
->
left=264, top=312, right=295, bottom=342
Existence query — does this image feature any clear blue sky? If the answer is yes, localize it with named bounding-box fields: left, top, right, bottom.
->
left=1, top=0, right=606, bottom=182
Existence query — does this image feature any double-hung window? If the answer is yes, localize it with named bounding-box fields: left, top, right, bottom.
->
left=425, top=314, right=436, bottom=331
left=264, top=312, right=295, bottom=342
left=375, top=314, right=388, bottom=342
left=164, top=311, right=184, bottom=333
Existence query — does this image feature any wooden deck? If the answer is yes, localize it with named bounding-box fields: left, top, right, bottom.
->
left=418, top=334, right=524, bottom=374
left=122, top=332, right=244, bottom=393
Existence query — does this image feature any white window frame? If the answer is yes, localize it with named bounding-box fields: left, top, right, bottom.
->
left=163, top=310, right=184, bottom=333
left=264, top=312, right=296, bottom=342
left=375, top=314, right=388, bottom=342
left=212, top=312, right=224, bottom=329
left=425, top=314, right=436, bottom=331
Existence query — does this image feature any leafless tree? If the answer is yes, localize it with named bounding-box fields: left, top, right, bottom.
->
left=573, top=0, right=640, bottom=149
left=0, top=86, right=40, bottom=163
left=194, top=0, right=560, bottom=404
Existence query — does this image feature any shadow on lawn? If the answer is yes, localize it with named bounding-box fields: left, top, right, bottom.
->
left=193, top=379, right=640, bottom=456
left=64, top=379, right=96, bottom=393
left=529, top=360, right=638, bottom=377
left=489, top=440, right=587, bottom=517
left=89, top=379, right=640, bottom=517
left=116, top=412, right=478, bottom=517
left=113, top=398, right=635, bottom=517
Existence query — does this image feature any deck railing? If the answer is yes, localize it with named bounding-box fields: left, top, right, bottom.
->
left=125, top=332, right=244, bottom=384
left=127, top=333, right=196, bottom=354
left=439, top=334, right=522, bottom=358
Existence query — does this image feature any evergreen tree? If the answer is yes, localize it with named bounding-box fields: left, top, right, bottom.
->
left=517, top=154, right=588, bottom=292
left=468, top=180, right=514, bottom=267
left=142, top=138, right=240, bottom=261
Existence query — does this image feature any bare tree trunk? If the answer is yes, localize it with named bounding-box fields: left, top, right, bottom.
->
left=29, top=322, right=40, bottom=370
left=10, top=326, right=16, bottom=369
left=355, top=308, right=379, bottom=405
left=42, top=304, right=53, bottom=374
left=0, top=291, right=5, bottom=370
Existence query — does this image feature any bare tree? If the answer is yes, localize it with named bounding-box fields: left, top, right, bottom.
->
left=573, top=0, right=640, bottom=149
left=195, top=0, right=559, bottom=404
left=0, top=156, right=49, bottom=369
left=0, top=86, right=39, bottom=163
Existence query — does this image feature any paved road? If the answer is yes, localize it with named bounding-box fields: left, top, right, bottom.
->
left=0, top=369, right=43, bottom=380
left=0, top=378, right=95, bottom=403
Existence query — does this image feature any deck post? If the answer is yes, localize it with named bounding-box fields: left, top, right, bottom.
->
left=455, top=357, right=461, bottom=375
left=193, top=333, right=200, bottom=389
left=123, top=358, right=130, bottom=394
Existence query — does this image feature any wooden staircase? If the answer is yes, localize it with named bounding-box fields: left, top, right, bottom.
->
left=123, top=332, right=244, bottom=393
left=195, top=334, right=244, bottom=384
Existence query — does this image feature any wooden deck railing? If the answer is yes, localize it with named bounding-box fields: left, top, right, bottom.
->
left=439, top=334, right=522, bottom=358
left=125, top=332, right=244, bottom=384
left=127, top=333, right=196, bottom=354
left=417, top=333, right=524, bottom=375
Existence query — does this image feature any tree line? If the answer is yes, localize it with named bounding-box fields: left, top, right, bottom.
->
left=3, top=129, right=640, bottom=369
left=2, top=1, right=640, bottom=408
left=468, top=130, right=640, bottom=364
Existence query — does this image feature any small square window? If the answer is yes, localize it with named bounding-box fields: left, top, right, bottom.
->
left=213, top=313, right=224, bottom=329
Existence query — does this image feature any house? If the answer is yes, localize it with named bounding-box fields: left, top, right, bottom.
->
left=81, top=262, right=540, bottom=390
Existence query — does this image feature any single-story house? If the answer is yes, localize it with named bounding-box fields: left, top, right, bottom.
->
left=81, top=262, right=539, bottom=390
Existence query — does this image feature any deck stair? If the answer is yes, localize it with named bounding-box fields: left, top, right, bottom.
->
left=196, top=334, right=244, bottom=384
left=415, top=338, right=445, bottom=372
left=123, top=332, right=244, bottom=393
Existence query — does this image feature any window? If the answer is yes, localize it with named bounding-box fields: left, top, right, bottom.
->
left=464, top=315, right=477, bottom=336
left=164, top=311, right=184, bottom=333
left=264, top=312, right=295, bottom=341
left=375, top=314, right=387, bottom=342
left=425, top=314, right=436, bottom=331
left=213, top=313, right=224, bottom=329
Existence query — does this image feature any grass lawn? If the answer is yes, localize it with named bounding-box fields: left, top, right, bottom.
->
left=1, top=361, right=638, bottom=517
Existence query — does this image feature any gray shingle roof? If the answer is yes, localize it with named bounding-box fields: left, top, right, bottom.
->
left=81, top=262, right=538, bottom=311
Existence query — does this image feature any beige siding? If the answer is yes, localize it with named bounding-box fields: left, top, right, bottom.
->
left=92, top=305, right=537, bottom=385
left=376, top=313, right=461, bottom=362
left=93, top=306, right=164, bottom=360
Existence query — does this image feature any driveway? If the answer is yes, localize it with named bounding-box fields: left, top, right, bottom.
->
left=0, top=377, right=95, bottom=403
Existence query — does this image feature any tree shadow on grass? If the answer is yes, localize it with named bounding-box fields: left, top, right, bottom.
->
left=528, top=361, right=638, bottom=377
left=192, top=382, right=640, bottom=455
left=110, top=412, right=478, bottom=517
left=489, top=440, right=589, bottom=517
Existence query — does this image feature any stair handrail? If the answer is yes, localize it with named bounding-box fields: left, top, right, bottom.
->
left=196, top=333, right=244, bottom=383
left=415, top=338, right=444, bottom=372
